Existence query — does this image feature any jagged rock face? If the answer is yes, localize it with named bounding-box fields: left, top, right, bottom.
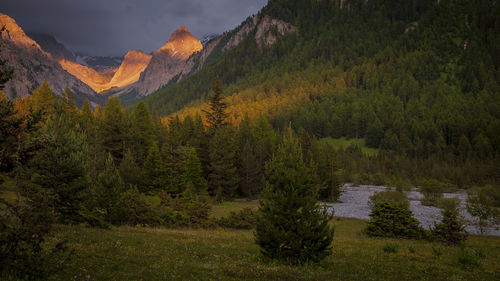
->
left=112, top=16, right=295, bottom=98
left=27, top=32, right=76, bottom=61
left=129, top=26, right=202, bottom=96
left=0, top=14, right=40, bottom=48
left=0, top=13, right=98, bottom=103
left=108, top=50, right=151, bottom=89
left=157, top=26, right=202, bottom=59
left=59, top=59, right=112, bottom=92
left=59, top=50, right=151, bottom=93
left=179, top=14, right=296, bottom=80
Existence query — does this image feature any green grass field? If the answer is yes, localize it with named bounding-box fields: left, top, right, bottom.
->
left=210, top=200, right=259, bottom=218
left=320, top=137, right=379, bottom=156
left=40, top=204, right=499, bottom=281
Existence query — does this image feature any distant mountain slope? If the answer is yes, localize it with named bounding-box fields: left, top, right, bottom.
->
left=145, top=0, right=499, bottom=159
left=75, top=54, right=123, bottom=71
left=108, top=50, right=151, bottom=89
left=0, top=13, right=102, bottom=105
left=109, top=26, right=202, bottom=98
left=59, top=59, right=113, bottom=92
left=27, top=32, right=75, bottom=61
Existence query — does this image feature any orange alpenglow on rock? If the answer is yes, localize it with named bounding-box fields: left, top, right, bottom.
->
left=0, top=13, right=41, bottom=49
left=108, top=50, right=152, bottom=89
left=59, top=59, right=113, bottom=93
left=157, top=26, right=203, bottom=59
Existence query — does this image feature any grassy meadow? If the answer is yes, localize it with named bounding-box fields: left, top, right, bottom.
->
left=320, top=138, right=379, bottom=156
left=37, top=202, right=500, bottom=281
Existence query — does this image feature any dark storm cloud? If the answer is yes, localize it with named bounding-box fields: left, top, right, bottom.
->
left=1, top=0, right=268, bottom=56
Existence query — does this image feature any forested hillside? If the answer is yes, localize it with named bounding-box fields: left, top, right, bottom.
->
left=145, top=0, right=500, bottom=187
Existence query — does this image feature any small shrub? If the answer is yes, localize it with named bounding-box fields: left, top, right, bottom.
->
left=160, top=193, right=212, bottom=227
left=432, top=246, right=443, bottom=259
left=466, top=185, right=500, bottom=235
left=217, top=208, right=256, bottom=229
left=457, top=248, right=482, bottom=268
left=420, top=179, right=445, bottom=207
left=382, top=243, right=398, bottom=253
left=408, top=246, right=416, bottom=254
left=435, top=197, right=460, bottom=210
left=431, top=206, right=468, bottom=245
left=365, top=201, right=425, bottom=239
left=369, top=190, right=409, bottom=208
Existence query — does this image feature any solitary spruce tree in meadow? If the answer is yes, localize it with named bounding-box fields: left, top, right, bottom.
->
left=255, top=127, right=333, bottom=264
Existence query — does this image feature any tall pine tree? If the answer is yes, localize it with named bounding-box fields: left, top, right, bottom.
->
left=255, top=127, right=333, bottom=264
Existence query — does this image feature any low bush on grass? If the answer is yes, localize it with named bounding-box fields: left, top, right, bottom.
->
left=457, top=248, right=483, bottom=269
left=216, top=207, right=256, bottom=229
left=431, top=206, right=468, bottom=245
left=419, top=179, right=445, bottom=207
left=365, top=201, right=425, bottom=239
left=382, top=243, right=398, bottom=253
left=369, top=190, right=409, bottom=208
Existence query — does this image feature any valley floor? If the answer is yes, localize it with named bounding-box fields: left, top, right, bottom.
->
left=45, top=217, right=499, bottom=281
left=326, top=184, right=500, bottom=236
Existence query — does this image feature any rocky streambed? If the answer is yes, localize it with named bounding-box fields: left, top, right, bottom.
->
left=324, top=184, right=500, bottom=236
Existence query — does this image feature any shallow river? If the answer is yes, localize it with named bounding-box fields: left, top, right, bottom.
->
left=324, top=184, right=500, bottom=236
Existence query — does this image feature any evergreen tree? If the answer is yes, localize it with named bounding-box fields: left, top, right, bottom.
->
left=365, top=201, right=424, bottom=239
left=238, top=140, right=261, bottom=197
left=255, top=128, right=334, bottom=264
left=30, top=81, right=55, bottom=118
left=432, top=206, right=468, bottom=245
left=208, top=127, right=239, bottom=199
left=130, top=101, right=156, bottom=164
left=119, top=149, right=142, bottom=189
left=183, top=147, right=207, bottom=194
left=161, top=144, right=187, bottom=194
left=142, top=142, right=163, bottom=192
left=82, top=154, right=125, bottom=226
left=203, top=77, right=228, bottom=131
left=0, top=92, right=23, bottom=172
left=99, top=97, right=126, bottom=162
left=21, top=103, right=89, bottom=222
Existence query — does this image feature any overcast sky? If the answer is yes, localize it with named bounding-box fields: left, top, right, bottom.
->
left=1, top=0, right=268, bottom=56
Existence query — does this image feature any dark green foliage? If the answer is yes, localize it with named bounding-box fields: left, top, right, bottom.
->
left=21, top=103, right=89, bottom=223
left=130, top=101, right=156, bottom=164
left=183, top=147, right=207, bottom=194
left=142, top=142, right=163, bottom=191
left=99, top=97, right=126, bottom=162
left=382, top=243, right=398, bottom=253
left=255, top=128, right=333, bottom=264
left=0, top=82, right=68, bottom=279
left=0, top=197, right=66, bottom=279
left=0, top=94, right=23, bottom=173
left=457, top=248, right=483, bottom=269
left=216, top=207, right=256, bottom=229
left=159, top=193, right=212, bottom=227
left=81, top=154, right=124, bottom=227
left=420, top=179, right=445, bottom=207
left=119, top=149, right=142, bottom=189
left=113, top=188, right=164, bottom=226
left=365, top=201, right=425, bottom=239
left=145, top=0, right=500, bottom=188
left=208, top=127, right=239, bottom=199
left=432, top=206, right=468, bottom=245
left=369, top=190, right=409, bottom=208
left=466, top=185, right=500, bottom=234
left=203, top=77, right=228, bottom=131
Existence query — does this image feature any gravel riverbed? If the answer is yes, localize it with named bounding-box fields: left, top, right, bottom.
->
left=324, top=184, right=500, bottom=236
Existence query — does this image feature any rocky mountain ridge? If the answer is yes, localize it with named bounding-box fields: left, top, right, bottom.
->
left=0, top=13, right=100, bottom=105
